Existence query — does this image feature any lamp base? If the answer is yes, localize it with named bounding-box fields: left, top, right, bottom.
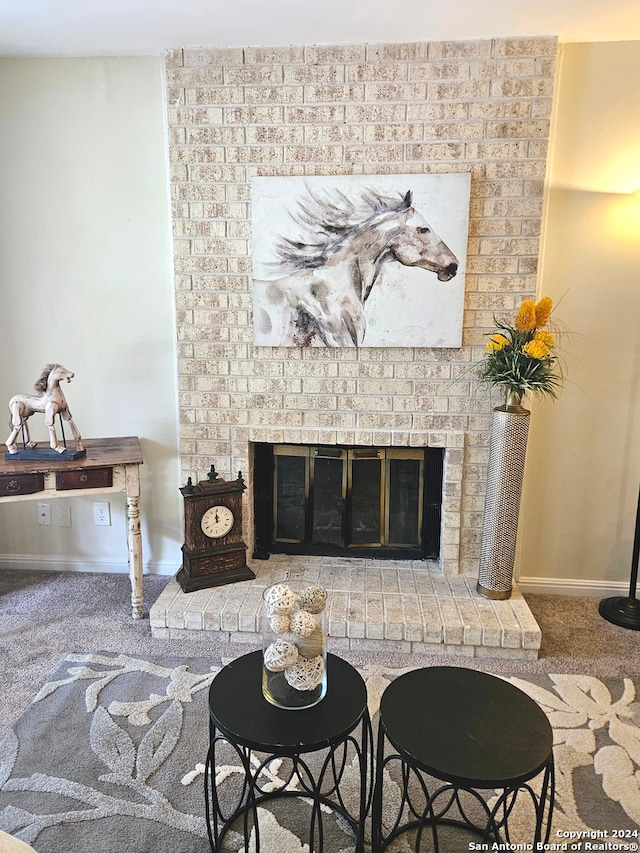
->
left=599, top=596, right=640, bottom=631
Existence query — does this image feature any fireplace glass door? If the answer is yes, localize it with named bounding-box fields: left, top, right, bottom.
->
left=254, top=443, right=442, bottom=560
left=312, top=448, right=346, bottom=545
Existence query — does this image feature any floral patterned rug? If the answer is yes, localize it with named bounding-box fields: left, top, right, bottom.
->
left=0, top=652, right=639, bottom=852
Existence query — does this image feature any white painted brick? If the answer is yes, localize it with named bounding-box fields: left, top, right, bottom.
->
left=347, top=591, right=366, bottom=638
left=493, top=37, right=557, bottom=58
left=381, top=594, right=405, bottom=640
left=167, top=608, right=186, bottom=629
left=167, top=36, right=555, bottom=582
left=287, top=105, right=346, bottom=123
left=284, top=65, right=346, bottom=84
left=420, top=596, right=444, bottom=643
left=410, top=641, right=474, bottom=656
left=169, top=107, right=224, bottom=125
left=306, top=44, right=365, bottom=63
left=428, top=39, right=493, bottom=60
left=328, top=590, right=349, bottom=637
left=183, top=47, right=243, bottom=66
left=185, top=86, right=245, bottom=105
left=365, top=593, right=385, bottom=639
left=245, top=46, right=304, bottom=64
left=245, top=86, right=304, bottom=104
left=224, top=66, right=284, bottom=85
left=351, top=638, right=412, bottom=653
left=167, top=67, right=224, bottom=86
left=367, top=43, right=429, bottom=62
left=401, top=596, right=424, bottom=642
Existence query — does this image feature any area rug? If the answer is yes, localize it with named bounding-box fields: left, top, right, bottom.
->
left=1, top=652, right=639, bottom=852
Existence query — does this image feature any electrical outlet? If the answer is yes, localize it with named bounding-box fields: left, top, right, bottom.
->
left=93, top=501, right=111, bottom=526
left=56, top=503, right=72, bottom=527
left=37, top=503, right=52, bottom=525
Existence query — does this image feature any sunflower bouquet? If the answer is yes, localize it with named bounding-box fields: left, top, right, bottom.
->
left=479, top=296, right=563, bottom=406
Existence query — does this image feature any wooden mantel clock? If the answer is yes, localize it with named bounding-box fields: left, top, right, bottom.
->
left=176, top=465, right=255, bottom=593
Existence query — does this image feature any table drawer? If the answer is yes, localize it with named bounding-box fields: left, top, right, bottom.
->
left=0, top=472, right=45, bottom=496
left=55, top=467, right=113, bottom=490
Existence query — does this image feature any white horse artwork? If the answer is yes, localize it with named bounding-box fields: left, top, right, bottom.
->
left=252, top=181, right=464, bottom=347
left=5, top=364, right=84, bottom=455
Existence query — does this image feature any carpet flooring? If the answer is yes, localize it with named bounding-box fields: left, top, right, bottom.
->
left=1, top=569, right=640, bottom=739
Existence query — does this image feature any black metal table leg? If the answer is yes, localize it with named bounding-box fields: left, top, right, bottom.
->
left=372, top=667, right=555, bottom=852
left=205, top=652, right=372, bottom=852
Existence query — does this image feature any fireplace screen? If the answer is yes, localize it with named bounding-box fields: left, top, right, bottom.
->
left=253, top=443, right=444, bottom=560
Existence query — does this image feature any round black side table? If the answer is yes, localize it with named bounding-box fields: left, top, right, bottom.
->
left=372, top=666, right=555, bottom=852
left=205, top=650, right=372, bottom=852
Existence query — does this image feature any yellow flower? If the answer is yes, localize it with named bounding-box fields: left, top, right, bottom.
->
left=486, top=334, right=510, bottom=352
left=514, top=300, right=537, bottom=331
left=535, top=296, right=553, bottom=326
left=523, top=339, right=550, bottom=359
left=534, top=330, right=555, bottom=347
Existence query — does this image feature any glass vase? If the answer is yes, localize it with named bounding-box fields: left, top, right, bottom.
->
left=261, top=582, right=328, bottom=710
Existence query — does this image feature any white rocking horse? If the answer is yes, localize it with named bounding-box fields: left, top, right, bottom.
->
left=5, top=364, right=84, bottom=455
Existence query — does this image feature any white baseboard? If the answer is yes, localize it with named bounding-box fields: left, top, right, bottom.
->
left=0, top=554, right=632, bottom=594
left=0, top=553, right=177, bottom=576
left=516, top=574, right=632, bottom=598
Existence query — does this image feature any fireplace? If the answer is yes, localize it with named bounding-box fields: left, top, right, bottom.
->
left=252, top=443, right=444, bottom=561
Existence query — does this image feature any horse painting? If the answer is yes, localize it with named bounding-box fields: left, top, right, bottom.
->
left=5, top=364, right=84, bottom=455
left=252, top=185, right=460, bottom=347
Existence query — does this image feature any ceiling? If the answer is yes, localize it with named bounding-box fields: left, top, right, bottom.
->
left=1, top=0, right=640, bottom=58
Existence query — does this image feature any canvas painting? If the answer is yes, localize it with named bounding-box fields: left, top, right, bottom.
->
left=251, top=173, right=470, bottom=348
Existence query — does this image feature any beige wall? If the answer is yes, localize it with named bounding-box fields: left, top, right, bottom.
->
left=517, top=41, right=640, bottom=592
left=1, top=42, right=638, bottom=594
left=0, top=57, right=181, bottom=576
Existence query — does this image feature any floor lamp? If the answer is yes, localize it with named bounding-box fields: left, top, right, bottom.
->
left=599, top=483, right=640, bottom=630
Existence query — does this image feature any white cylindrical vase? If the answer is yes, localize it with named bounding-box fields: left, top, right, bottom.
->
left=477, top=402, right=531, bottom=600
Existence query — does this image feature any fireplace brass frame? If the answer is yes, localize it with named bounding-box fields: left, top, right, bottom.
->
left=264, top=444, right=429, bottom=556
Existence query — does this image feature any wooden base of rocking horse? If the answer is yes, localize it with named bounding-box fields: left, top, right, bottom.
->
left=5, top=447, right=87, bottom=461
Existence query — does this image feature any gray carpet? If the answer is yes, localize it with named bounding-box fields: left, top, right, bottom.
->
left=1, top=650, right=640, bottom=853
left=2, top=568, right=640, bottom=740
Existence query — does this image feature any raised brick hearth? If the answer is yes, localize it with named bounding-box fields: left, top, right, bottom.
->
left=150, top=555, right=541, bottom=659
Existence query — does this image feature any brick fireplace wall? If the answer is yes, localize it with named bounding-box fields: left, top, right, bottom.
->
left=165, top=36, right=557, bottom=576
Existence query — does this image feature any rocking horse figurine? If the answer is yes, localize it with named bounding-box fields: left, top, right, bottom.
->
left=5, top=364, right=85, bottom=458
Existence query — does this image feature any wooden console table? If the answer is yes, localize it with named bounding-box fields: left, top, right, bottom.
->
left=0, top=436, right=145, bottom=619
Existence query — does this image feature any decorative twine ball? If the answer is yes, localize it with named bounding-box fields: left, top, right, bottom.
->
left=284, top=655, right=325, bottom=691
left=263, top=583, right=297, bottom=615
left=299, top=585, right=327, bottom=615
left=289, top=609, right=316, bottom=638
left=263, top=639, right=299, bottom=672
left=268, top=613, right=290, bottom=634
left=295, top=625, right=326, bottom=660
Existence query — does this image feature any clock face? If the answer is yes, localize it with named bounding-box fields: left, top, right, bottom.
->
left=200, top=505, right=234, bottom=539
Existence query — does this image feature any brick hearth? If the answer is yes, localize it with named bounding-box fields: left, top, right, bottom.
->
left=150, top=555, right=541, bottom=660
